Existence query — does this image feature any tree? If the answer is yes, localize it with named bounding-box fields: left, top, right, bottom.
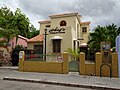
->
left=0, top=7, right=14, bottom=29
left=88, top=25, right=107, bottom=52
left=14, top=8, right=30, bottom=38
left=0, top=6, right=39, bottom=45
left=0, top=28, right=16, bottom=44
left=105, top=23, right=118, bottom=47
left=27, top=24, right=39, bottom=39
left=88, top=24, right=119, bottom=52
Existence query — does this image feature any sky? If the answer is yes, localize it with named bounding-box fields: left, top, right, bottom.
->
left=0, top=0, right=120, bottom=30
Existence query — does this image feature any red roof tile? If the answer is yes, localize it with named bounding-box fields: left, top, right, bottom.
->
left=28, top=35, right=43, bottom=42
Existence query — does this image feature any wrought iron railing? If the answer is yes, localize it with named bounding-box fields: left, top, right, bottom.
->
left=25, top=53, right=63, bottom=62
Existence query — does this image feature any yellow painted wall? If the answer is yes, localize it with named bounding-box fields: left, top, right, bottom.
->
left=19, top=51, right=118, bottom=78
left=23, top=61, right=63, bottom=73
left=112, top=53, right=118, bottom=78
left=80, top=52, right=118, bottom=78
left=85, top=64, right=95, bottom=75
left=19, top=52, right=69, bottom=74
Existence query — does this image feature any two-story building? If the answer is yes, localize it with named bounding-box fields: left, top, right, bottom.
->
left=27, top=12, right=90, bottom=54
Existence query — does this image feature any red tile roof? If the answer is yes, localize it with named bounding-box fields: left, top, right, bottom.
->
left=18, top=35, right=28, bottom=41
left=28, top=35, right=43, bottom=43
left=80, top=22, right=91, bottom=25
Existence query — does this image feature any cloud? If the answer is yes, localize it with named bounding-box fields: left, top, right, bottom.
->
left=0, top=0, right=120, bottom=30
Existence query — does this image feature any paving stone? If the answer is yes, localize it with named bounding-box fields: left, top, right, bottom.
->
left=1, top=66, right=120, bottom=89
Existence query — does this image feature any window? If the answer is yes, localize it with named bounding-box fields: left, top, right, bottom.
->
left=34, top=45, right=43, bottom=54
left=53, top=40, right=61, bottom=53
left=60, top=20, right=67, bottom=26
left=82, top=27, right=87, bottom=33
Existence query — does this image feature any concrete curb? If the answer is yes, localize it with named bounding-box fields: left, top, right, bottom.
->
left=3, top=77, right=120, bottom=90
left=0, top=67, right=18, bottom=70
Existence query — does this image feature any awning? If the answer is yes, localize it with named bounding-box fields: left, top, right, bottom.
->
left=80, top=43, right=87, bottom=47
left=50, top=36, right=63, bottom=40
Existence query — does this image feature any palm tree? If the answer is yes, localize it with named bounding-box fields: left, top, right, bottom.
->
left=106, top=24, right=118, bottom=47
left=66, top=48, right=79, bottom=61
left=88, top=25, right=107, bottom=52
left=88, top=24, right=119, bottom=53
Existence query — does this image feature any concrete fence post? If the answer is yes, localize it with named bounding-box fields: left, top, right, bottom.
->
left=62, top=52, right=69, bottom=74
left=112, top=52, right=118, bottom=77
left=95, top=52, right=102, bottom=76
left=79, top=52, right=85, bottom=75
left=18, top=51, right=25, bottom=71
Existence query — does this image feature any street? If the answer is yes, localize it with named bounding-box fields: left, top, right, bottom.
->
left=0, top=68, right=93, bottom=90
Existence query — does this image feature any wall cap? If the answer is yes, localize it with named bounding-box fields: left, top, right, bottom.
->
left=96, top=52, right=101, bottom=54
left=80, top=52, right=85, bottom=54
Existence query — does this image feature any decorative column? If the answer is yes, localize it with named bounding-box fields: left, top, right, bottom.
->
left=62, top=52, right=69, bottom=74
left=18, top=51, right=25, bottom=71
left=112, top=53, right=118, bottom=77
left=95, top=52, right=102, bottom=76
left=79, top=52, right=85, bottom=75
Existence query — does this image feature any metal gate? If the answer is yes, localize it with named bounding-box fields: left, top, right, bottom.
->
left=69, top=60, right=79, bottom=72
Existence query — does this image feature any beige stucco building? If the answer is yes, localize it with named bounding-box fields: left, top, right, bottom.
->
left=28, top=12, right=90, bottom=54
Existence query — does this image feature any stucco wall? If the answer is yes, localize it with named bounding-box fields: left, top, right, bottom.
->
left=80, top=24, right=90, bottom=44
left=23, top=61, right=63, bottom=73
left=46, top=26, right=74, bottom=54
left=80, top=52, right=118, bottom=78
left=40, top=23, right=51, bottom=34
left=19, top=51, right=69, bottom=74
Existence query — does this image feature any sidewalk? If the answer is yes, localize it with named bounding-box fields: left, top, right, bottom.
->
left=1, top=66, right=120, bottom=90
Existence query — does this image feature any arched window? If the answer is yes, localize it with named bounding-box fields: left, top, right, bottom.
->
left=60, top=20, right=67, bottom=26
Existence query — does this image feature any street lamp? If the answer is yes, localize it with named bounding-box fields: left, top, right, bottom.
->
left=43, top=29, right=49, bottom=60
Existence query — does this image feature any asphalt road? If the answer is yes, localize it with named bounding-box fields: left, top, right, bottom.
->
left=0, top=69, right=93, bottom=90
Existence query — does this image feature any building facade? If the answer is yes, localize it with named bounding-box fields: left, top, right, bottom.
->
left=27, top=12, right=90, bottom=54
left=39, top=12, right=90, bottom=54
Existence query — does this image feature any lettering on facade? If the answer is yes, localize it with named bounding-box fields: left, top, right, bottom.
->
left=49, top=27, right=65, bottom=34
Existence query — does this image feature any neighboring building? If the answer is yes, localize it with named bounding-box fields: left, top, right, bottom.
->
left=27, top=34, right=43, bottom=54
left=28, top=12, right=90, bottom=54
left=9, top=35, right=28, bottom=48
left=0, top=35, right=28, bottom=52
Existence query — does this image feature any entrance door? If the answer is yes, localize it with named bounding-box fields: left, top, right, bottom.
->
left=69, top=60, right=79, bottom=72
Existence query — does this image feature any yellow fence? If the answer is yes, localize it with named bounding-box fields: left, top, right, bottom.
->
left=19, top=51, right=118, bottom=77
left=19, top=51, right=69, bottom=74
left=80, top=52, right=118, bottom=78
